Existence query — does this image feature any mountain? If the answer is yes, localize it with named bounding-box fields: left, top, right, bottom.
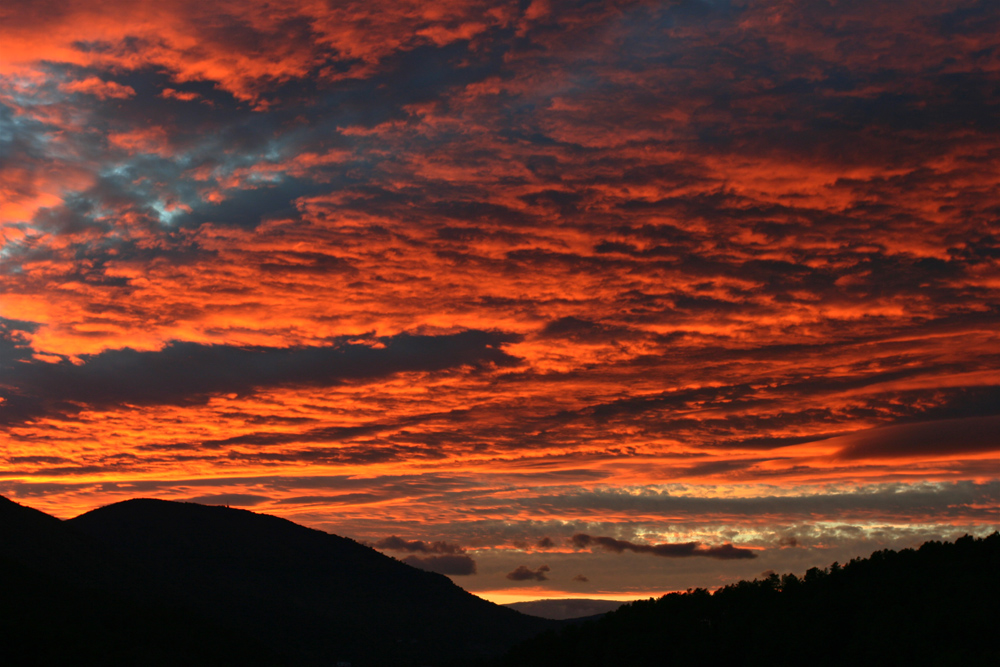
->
left=1, top=496, right=551, bottom=666
left=502, top=533, right=1000, bottom=666
left=0, top=495, right=102, bottom=583
left=1, top=496, right=273, bottom=667
left=503, top=598, right=626, bottom=620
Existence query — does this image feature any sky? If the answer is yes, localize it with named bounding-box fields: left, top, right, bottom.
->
left=1, top=0, right=999, bottom=603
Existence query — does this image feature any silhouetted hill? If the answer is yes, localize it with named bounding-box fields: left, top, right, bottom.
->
left=1, top=496, right=276, bottom=666
left=0, top=495, right=102, bottom=584
left=1, top=496, right=551, bottom=666
left=503, top=533, right=1000, bottom=666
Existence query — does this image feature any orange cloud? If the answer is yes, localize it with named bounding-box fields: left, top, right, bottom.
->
left=59, top=76, right=135, bottom=99
left=2, top=0, right=999, bottom=597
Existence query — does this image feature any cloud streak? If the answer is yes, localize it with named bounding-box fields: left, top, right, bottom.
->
left=570, top=534, right=757, bottom=560
left=0, top=330, right=519, bottom=423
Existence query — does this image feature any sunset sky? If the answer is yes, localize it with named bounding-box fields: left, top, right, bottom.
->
left=2, top=0, right=999, bottom=603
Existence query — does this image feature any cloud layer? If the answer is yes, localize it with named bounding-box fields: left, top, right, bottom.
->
left=2, top=0, right=999, bottom=596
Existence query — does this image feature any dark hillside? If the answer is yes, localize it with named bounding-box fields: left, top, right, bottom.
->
left=1, top=496, right=277, bottom=666
left=503, top=533, right=1000, bottom=666
left=68, top=498, right=549, bottom=665
left=1, top=496, right=551, bottom=666
left=0, top=495, right=102, bottom=584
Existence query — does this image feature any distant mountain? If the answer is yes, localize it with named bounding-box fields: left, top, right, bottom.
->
left=504, top=598, right=626, bottom=620
left=502, top=533, right=1000, bottom=666
left=1, top=496, right=552, bottom=666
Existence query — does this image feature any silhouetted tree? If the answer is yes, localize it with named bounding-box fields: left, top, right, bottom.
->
left=503, top=533, right=1000, bottom=667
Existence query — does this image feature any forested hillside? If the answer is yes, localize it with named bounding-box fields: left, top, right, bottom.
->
left=504, top=533, right=1000, bottom=666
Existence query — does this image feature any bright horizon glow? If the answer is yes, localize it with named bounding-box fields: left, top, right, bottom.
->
left=475, top=590, right=654, bottom=606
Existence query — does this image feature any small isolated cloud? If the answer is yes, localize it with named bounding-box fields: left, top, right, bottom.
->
left=60, top=77, right=135, bottom=99
left=507, top=564, right=551, bottom=581
left=536, top=536, right=555, bottom=549
left=571, top=534, right=757, bottom=560
left=160, top=88, right=200, bottom=102
left=373, top=535, right=465, bottom=554
left=402, top=554, right=477, bottom=575
left=572, top=574, right=589, bottom=582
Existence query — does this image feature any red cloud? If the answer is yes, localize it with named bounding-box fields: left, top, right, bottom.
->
left=60, top=76, right=135, bottom=99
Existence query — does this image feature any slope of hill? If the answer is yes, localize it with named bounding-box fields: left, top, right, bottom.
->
left=1, top=496, right=276, bottom=667
left=1, top=496, right=551, bottom=666
left=502, top=533, right=1000, bottom=666
left=1, top=495, right=102, bottom=583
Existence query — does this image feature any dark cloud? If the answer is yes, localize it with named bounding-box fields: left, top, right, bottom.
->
left=538, top=317, right=640, bottom=343
left=197, top=409, right=471, bottom=448
left=835, top=415, right=1000, bottom=459
left=373, top=536, right=465, bottom=555
left=683, top=459, right=766, bottom=477
left=572, top=574, right=589, bottom=583
left=506, top=564, right=550, bottom=582
left=7, top=456, right=73, bottom=465
left=402, top=554, right=477, bottom=576
left=0, top=330, right=521, bottom=423
left=223, top=444, right=447, bottom=466
left=0, top=320, right=36, bottom=375
left=536, top=537, right=555, bottom=549
left=581, top=385, right=759, bottom=421
left=570, top=534, right=757, bottom=560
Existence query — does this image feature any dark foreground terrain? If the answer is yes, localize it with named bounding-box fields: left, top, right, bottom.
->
left=5, top=495, right=998, bottom=666
left=1, top=495, right=551, bottom=666
left=503, top=532, right=1000, bottom=667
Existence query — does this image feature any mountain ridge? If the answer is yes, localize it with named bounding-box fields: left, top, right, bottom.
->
left=1, top=495, right=552, bottom=666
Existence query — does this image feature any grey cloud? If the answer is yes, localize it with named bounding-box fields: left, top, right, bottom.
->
left=506, top=564, right=550, bottom=581
left=0, top=330, right=521, bottom=424
left=683, top=459, right=767, bottom=477
left=570, top=534, right=757, bottom=560
left=198, top=409, right=471, bottom=448
left=538, top=316, right=641, bottom=343
left=373, top=536, right=465, bottom=555
left=834, top=415, right=1000, bottom=459
left=0, top=318, right=36, bottom=365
